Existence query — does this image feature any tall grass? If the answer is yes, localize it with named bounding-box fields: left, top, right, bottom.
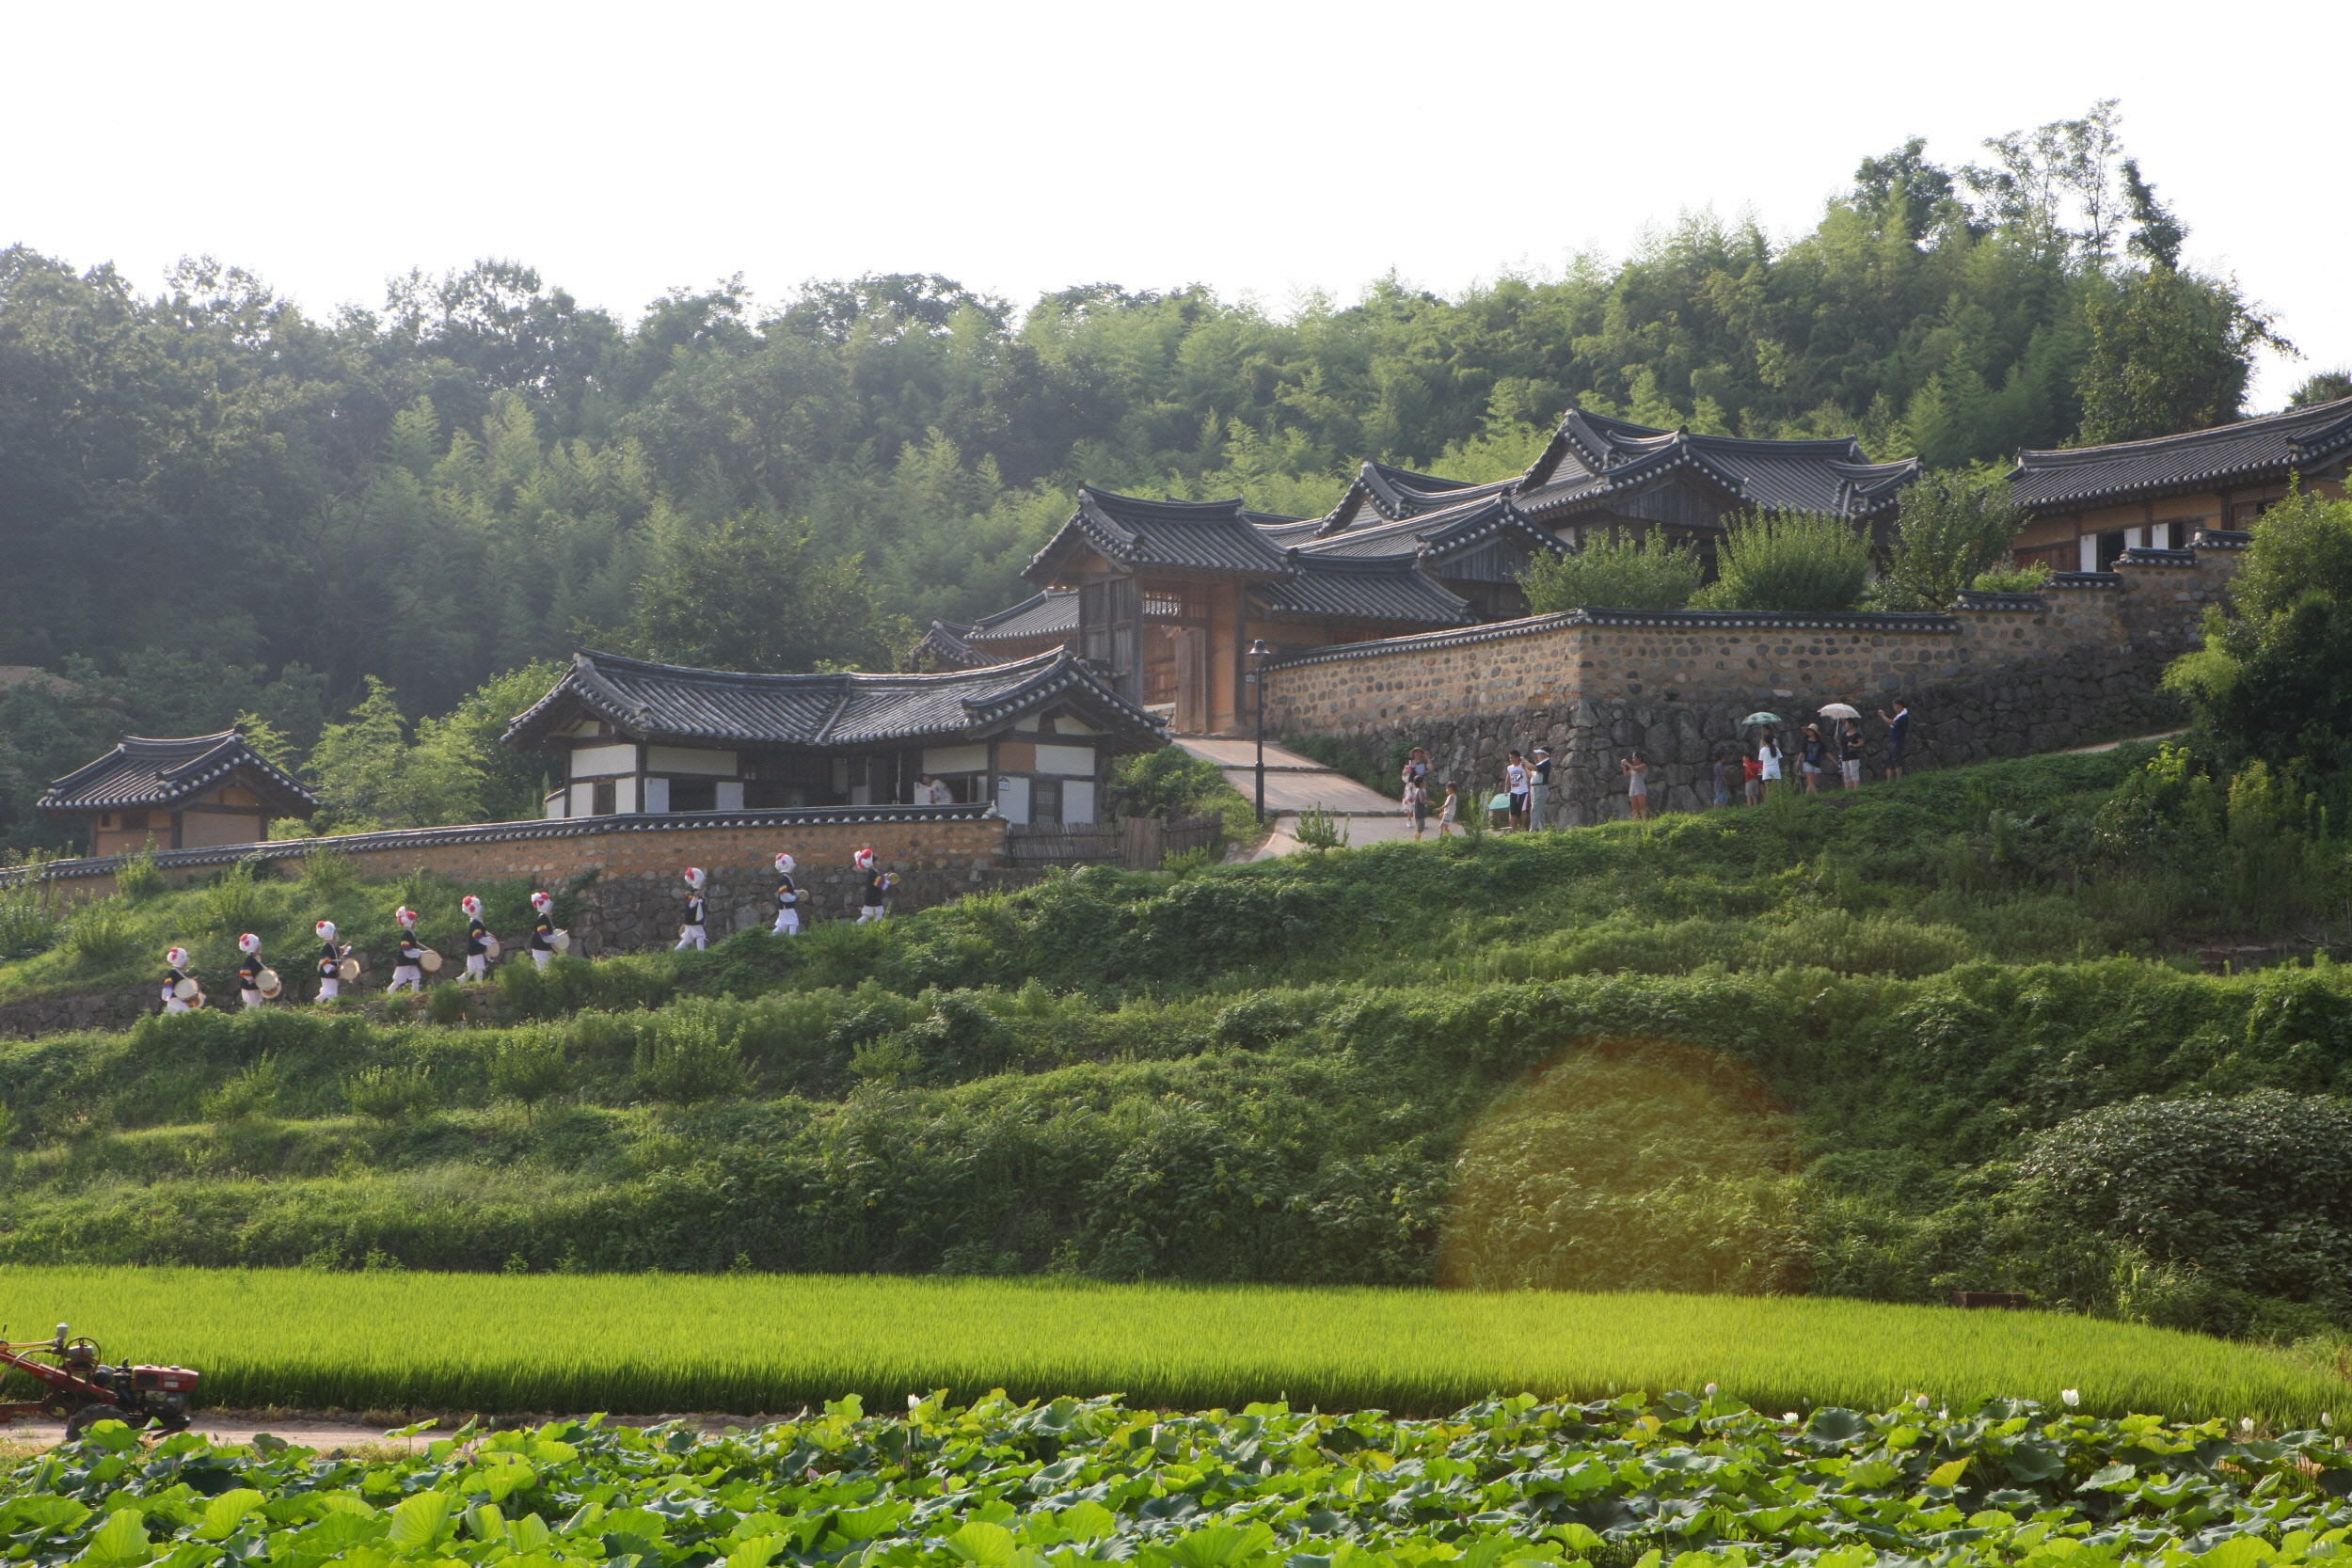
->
left=0, top=1268, right=2333, bottom=1422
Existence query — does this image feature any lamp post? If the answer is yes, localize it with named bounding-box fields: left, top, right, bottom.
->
left=1246, top=640, right=1272, bottom=825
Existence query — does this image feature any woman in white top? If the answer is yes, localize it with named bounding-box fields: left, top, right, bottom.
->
left=1758, top=726, right=1784, bottom=790
left=1621, top=751, right=1650, bottom=821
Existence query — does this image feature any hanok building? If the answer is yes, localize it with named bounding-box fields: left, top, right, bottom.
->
left=504, top=646, right=1166, bottom=827
left=40, top=731, right=318, bottom=856
left=989, top=406, right=1920, bottom=735
left=2009, top=395, right=2352, bottom=571
left=914, top=588, right=1079, bottom=670
left=1507, top=408, right=1920, bottom=566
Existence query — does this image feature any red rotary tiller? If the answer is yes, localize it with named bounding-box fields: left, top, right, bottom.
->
left=0, top=1324, right=198, bottom=1440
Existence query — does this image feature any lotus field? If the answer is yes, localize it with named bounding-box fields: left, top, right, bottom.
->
left=11, top=1388, right=2352, bottom=1568
left=0, top=1270, right=2340, bottom=1426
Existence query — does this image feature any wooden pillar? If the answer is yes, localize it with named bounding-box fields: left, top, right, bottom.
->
left=986, top=739, right=1001, bottom=807
left=635, top=743, right=648, bottom=815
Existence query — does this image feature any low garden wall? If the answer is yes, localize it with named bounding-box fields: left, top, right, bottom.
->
left=1263, top=547, right=2239, bottom=824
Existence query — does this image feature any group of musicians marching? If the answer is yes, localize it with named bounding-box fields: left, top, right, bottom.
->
left=159, top=847, right=896, bottom=1013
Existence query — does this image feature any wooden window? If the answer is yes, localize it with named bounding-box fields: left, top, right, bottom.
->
left=2012, top=544, right=2074, bottom=573
left=1143, top=591, right=1187, bottom=620
left=669, top=779, right=718, bottom=813
left=592, top=780, right=616, bottom=816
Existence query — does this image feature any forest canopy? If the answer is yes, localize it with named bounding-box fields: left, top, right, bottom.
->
left=0, top=102, right=2317, bottom=852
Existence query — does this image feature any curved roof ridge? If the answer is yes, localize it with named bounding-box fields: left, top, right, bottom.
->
left=2018, top=394, right=2352, bottom=466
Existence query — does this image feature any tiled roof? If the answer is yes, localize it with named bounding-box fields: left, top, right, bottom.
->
left=505, top=648, right=1165, bottom=752
left=1296, top=493, right=1561, bottom=566
left=2010, top=396, right=2352, bottom=511
left=1025, top=487, right=1295, bottom=582
left=1312, top=461, right=1518, bottom=535
left=1517, top=407, right=1919, bottom=521
left=1263, top=604, right=1960, bottom=672
left=39, top=732, right=318, bottom=816
left=1250, top=558, right=1475, bottom=626
left=913, top=590, right=1081, bottom=668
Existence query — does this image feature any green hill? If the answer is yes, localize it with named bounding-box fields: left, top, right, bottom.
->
left=0, top=744, right=2346, bottom=1358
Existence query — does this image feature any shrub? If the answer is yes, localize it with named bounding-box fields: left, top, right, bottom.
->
left=2018, top=1091, right=2352, bottom=1327
left=488, top=1034, right=571, bottom=1121
left=1293, top=805, right=1349, bottom=851
left=1692, top=511, right=1871, bottom=612
left=115, top=845, right=167, bottom=901
left=0, top=880, right=56, bottom=960
left=301, top=844, right=361, bottom=895
left=347, top=1062, right=435, bottom=1119
left=62, top=897, right=139, bottom=968
left=1518, top=531, right=1703, bottom=611
left=424, top=982, right=469, bottom=1025
left=1971, top=562, right=2050, bottom=594
left=205, top=861, right=265, bottom=934
left=633, top=1004, right=751, bottom=1103
left=200, top=1054, right=284, bottom=1121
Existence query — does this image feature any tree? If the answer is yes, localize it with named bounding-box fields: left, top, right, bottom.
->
left=2075, top=266, right=2288, bottom=444
left=1518, top=532, right=1702, bottom=611
left=429, top=660, right=570, bottom=823
left=2290, top=370, right=2352, bottom=407
left=1691, top=513, right=1870, bottom=613
left=306, top=677, right=485, bottom=831
left=2163, top=488, right=2352, bottom=769
left=2120, top=158, right=2185, bottom=269
left=1874, top=474, right=2028, bottom=610
left=622, top=507, right=892, bottom=673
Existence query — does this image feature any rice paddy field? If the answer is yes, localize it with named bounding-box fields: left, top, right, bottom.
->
left=0, top=1269, right=2339, bottom=1426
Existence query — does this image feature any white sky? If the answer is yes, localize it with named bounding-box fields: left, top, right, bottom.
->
left=8, top=0, right=2346, bottom=413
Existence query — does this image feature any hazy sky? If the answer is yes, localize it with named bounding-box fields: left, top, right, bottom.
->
left=10, top=0, right=2346, bottom=412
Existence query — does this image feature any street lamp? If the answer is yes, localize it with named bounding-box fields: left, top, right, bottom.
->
left=1245, top=640, right=1272, bottom=825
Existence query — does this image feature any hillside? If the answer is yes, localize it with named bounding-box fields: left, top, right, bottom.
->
left=0, top=744, right=2347, bottom=1359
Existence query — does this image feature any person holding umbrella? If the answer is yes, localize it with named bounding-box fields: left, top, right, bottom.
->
left=1816, top=703, right=1862, bottom=793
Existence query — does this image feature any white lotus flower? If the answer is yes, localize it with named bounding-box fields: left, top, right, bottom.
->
left=2061, top=1389, right=2080, bottom=1409
left=1705, top=1383, right=1719, bottom=1399
left=2242, top=1418, right=2256, bottom=1434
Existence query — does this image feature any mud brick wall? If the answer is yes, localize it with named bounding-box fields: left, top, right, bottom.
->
left=1264, top=550, right=2239, bottom=826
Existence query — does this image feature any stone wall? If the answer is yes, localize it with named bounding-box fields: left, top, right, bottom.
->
left=2, top=807, right=1009, bottom=958
left=0, top=988, right=153, bottom=1041
left=1263, top=547, right=2239, bottom=825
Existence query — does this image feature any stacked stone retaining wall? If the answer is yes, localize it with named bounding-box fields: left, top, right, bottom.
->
left=1263, top=548, right=2238, bottom=825
left=3, top=807, right=1009, bottom=960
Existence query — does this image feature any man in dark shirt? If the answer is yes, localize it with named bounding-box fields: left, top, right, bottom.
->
left=1878, top=699, right=1912, bottom=782
left=1838, top=720, right=1865, bottom=790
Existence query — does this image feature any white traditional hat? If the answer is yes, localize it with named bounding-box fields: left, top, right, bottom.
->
left=531, top=891, right=553, bottom=912
left=461, top=895, right=483, bottom=917
left=316, top=920, right=338, bottom=942
left=774, top=853, right=796, bottom=874
left=238, top=932, right=262, bottom=955
left=683, top=866, right=707, bottom=889
left=853, top=848, right=876, bottom=872
left=167, top=945, right=189, bottom=968
left=395, top=906, right=419, bottom=928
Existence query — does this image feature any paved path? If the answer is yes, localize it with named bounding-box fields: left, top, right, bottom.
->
left=1173, top=737, right=1421, bottom=860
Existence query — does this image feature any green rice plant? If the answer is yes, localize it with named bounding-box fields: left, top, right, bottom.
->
left=0, top=1267, right=2339, bottom=1424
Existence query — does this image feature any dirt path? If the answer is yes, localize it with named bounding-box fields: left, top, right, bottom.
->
left=0, top=1411, right=771, bottom=1453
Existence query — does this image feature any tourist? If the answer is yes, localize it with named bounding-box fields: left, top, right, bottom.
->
left=1743, top=751, right=1764, bottom=806
left=916, top=772, right=951, bottom=805
left=1407, top=747, right=1431, bottom=789
left=1437, top=781, right=1459, bottom=837
left=1404, top=774, right=1429, bottom=840
left=1529, top=746, right=1552, bottom=831
left=387, top=907, right=426, bottom=994
left=461, top=895, right=492, bottom=981
left=1712, top=752, right=1737, bottom=809
left=1838, top=719, right=1864, bottom=789
left=772, top=853, right=802, bottom=935
left=1505, top=750, right=1531, bottom=832
left=1621, top=751, right=1650, bottom=821
left=1758, top=726, right=1784, bottom=794
left=1801, top=723, right=1826, bottom=794
left=676, top=866, right=709, bottom=952
left=528, top=891, right=558, bottom=969
left=235, top=932, right=269, bottom=1009
left=1879, top=699, right=1911, bottom=782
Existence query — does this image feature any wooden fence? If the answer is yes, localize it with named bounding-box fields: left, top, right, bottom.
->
left=1005, top=824, right=1123, bottom=865
left=1120, top=811, right=1225, bottom=870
